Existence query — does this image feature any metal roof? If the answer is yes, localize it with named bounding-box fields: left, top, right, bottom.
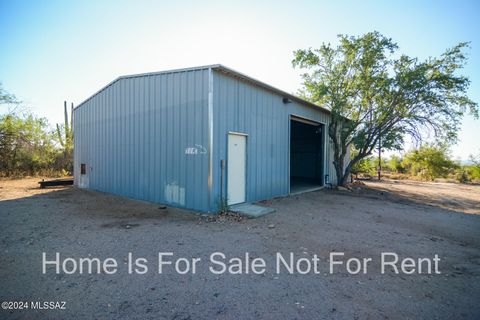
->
left=75, top=64, right=330, bottom=114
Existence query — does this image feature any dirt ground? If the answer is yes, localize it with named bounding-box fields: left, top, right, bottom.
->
left=363, top=179, right=480, bottom=215
left=1, top=178, right=479, bottom=319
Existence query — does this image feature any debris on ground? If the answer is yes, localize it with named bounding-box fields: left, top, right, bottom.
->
left=197, top=211, right=245, bottom=224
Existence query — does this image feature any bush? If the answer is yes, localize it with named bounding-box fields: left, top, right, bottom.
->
left=402, top=144, right=457, bottom=181
left=386, top=155, right=405, bottom=173
left=351, top=156, right=377, bottom=177
left=454, top=163, right=480, bottom=184
left=455, top=167, right=471, bottom=183
left=0, top=113, right=68, bottom=177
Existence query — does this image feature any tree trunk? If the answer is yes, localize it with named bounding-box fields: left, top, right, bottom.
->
left=332, top=141, right=365, bottom=187
left=336, top=164, right=352, bottom=186
left=329, top=120, right=350, bottom=187
left=333, top=157, right=345, bottom=186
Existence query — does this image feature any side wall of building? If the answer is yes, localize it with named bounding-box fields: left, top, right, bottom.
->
left=73, top=69, right=211, bottom=211
left=211, top=70, right=338, bottom=207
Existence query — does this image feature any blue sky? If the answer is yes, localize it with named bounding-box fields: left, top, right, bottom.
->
left=1, top=0, right=479, bottom=159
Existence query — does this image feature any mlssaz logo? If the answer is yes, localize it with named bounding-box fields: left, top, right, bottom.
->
left=31, top=301, right=66, bottom=310
left=185, top=144, right=207, bottom=155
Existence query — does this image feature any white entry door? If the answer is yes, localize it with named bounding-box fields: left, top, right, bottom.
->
left=227, top=133, right=246, bottom=205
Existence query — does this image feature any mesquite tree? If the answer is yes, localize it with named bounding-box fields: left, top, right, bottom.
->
left=293, top=32, right=478, bottom=186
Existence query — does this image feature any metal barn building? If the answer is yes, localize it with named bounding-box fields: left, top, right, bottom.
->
left=74, top=65, right=341, bottom=213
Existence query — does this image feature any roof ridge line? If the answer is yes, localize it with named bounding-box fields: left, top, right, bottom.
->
left=74, top=64, right=330, bottom=114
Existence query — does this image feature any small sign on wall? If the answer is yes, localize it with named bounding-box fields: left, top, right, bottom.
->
left=185, top=144, right=207, bottom=155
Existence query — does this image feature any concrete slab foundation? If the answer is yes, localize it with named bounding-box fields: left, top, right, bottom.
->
left=230, top=203, right=276, bottom=218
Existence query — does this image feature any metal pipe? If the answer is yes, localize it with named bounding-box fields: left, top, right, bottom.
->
left=220, top=159, right=225, bottom=203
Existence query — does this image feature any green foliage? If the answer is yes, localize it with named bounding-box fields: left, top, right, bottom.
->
left=0, top=113, right=58, bottom=176
left=350, top=148, right=378, bottom=177
left=401, top=144, right=457, bottom=181
left=216, top=195, right=230, bottom=214
left=351, top=149, right=480, bottom=184
left=386, top=155, right=405, bottom=173
left=455, top=167, right=471, bottom=183
left=351, top=156, right=377, bottom=177
left=0, top=83, right=20, bottom=107
left=0, top=84, right=74, bottom=177
left=293, top=31, right=478, bottom=186
left=462, top=153, right=480, bottom=182
left=55, top=101, right=74, bottom=173
left=470, top=153, right=480, bottom=168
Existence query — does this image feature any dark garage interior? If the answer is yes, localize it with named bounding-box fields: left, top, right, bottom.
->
left=290, top=118, right=324, bottom=194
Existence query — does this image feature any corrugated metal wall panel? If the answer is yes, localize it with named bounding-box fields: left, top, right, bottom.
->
left=73, top=66, right=341, bottom=213
left=74, top=69, right=211, bottom=212
left=212, top=71, right=337, bottom=205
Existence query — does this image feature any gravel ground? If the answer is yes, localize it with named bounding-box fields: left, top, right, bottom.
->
left=0, top=178, right=479, bottom=319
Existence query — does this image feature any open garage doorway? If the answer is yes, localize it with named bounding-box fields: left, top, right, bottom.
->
left=290, top=116, right=324, bottom=194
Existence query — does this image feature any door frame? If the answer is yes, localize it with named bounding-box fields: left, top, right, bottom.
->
left=226, top=131, right=248, bottom=205
left=288, top=114, right=326, bottom=195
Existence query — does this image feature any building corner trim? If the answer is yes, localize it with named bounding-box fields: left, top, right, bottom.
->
left=207, top=68, right=214, bottom=210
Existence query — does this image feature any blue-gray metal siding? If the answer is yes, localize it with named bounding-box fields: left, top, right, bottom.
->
left=211, top=70, right=337, bottom=206
left=74, top=66, right=340, bottom=213
left=73, top=69, right=211, bottom=211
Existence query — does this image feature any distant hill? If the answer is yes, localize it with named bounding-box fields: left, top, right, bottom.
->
left=456, top=159, right=474, bottom=166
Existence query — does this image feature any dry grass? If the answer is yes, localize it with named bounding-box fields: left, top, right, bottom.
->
left=363, top=179, right=480, bottom=214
